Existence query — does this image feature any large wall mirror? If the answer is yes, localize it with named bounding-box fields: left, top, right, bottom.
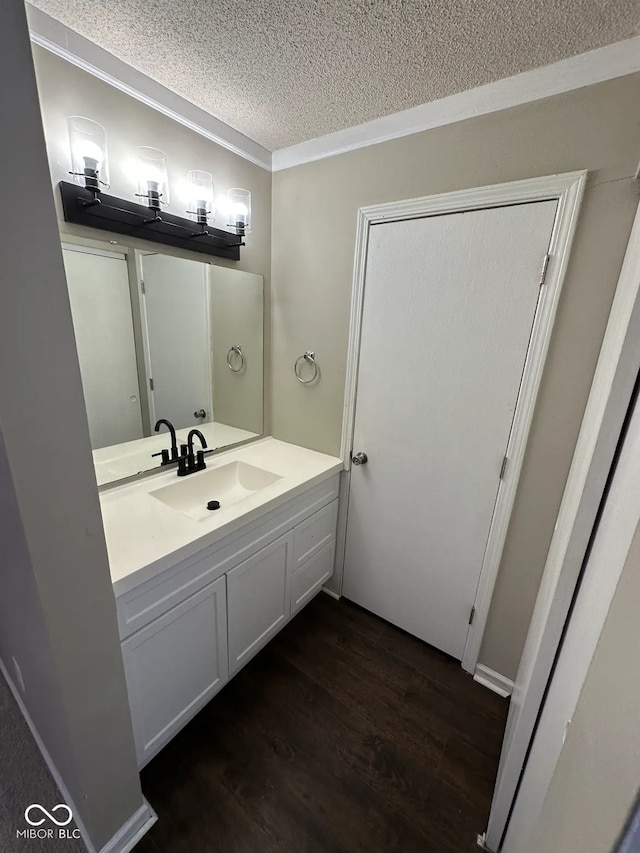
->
left=62, top=241, right=263, bottom=486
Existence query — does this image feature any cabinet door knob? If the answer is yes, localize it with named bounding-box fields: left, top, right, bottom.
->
left=352, top=451, right=368, bottom=466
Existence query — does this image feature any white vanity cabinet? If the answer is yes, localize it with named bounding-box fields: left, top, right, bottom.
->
left=115, top=474, right=340, bottom=768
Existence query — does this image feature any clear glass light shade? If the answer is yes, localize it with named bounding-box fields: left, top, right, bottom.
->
left=227, top=187, right=252, bottom=235
left=136, top=147, right=170, bottom=205
left=67, top=116, right=109, bottom=187
left=186, top=170, right=214, bottom=220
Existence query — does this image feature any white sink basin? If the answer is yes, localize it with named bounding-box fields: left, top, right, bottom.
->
left=149, top=461, right=283, bottom=522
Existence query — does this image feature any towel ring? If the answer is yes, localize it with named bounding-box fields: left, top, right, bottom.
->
left=227, top=344, right=244, bottom=373
left=294, top=351, right=319, bottom=384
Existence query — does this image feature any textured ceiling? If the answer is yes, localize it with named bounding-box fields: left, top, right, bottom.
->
left=30, top=0, right=640, bottom=150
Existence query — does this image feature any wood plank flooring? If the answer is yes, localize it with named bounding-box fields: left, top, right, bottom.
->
left=137, top=594, right=509, bottom=852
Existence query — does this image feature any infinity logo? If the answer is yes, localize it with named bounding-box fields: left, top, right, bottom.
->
left=24, top=804, right=73, bottom=827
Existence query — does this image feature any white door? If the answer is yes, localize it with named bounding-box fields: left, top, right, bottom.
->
left=343, top=201, right=558, bottom=660
left=141, top=254, right=213, bottom=430
left=62, top=246, right=143, bottom=449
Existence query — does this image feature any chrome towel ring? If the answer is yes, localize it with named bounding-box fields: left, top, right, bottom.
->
left=227, top=344, right=244, bottom=373
left=294, top=351, right=319, bottom=384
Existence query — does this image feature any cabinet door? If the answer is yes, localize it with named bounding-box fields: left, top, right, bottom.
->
left=227, top=533, right=292, bottom=674
left=122, top=575, right=227, bottom=767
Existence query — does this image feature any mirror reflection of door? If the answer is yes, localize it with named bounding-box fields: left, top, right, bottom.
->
left=62, top=245, right=143, bottom=448
left=141, top=254, right=213, bottom=430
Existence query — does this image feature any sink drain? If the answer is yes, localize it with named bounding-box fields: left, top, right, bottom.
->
left=206, top=500, right=221, bottom=511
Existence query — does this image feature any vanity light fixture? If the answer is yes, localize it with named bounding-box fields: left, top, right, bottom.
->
left=135, top=147, right=170, bottom=217
left=59, top=121, right=246, bottom=261
left=227, top=188, right=252, bottom=236
left=67, top=116, right=109, bottom=196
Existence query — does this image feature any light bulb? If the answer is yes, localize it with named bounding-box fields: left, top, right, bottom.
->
left=72, top=139, right=103, bottom=172
left=67, top=116, right=109, bottom=190
left=226, top=188, right=251, bottom=235
left=233, top=202, right=248, bottom=223
left=136, top=147, right=169, bottom=209
left=185, top=170, right=214, bottom=223
left=138, top=164, right=164, bottom=189
left=186, top=185, right=213, bottom=206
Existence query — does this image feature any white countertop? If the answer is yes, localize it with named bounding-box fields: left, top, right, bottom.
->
left=93, top=421, right=259, bottom=486
left=100, top=438, right=342, bottom=596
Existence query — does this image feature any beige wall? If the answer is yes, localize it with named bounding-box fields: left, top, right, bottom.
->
left=529, top=517, right=640, bottom=853
left=0, top=4, right=143, bottom=848
left=210, top=266, right=264, bottom=434
left=32, top=45, right=272, bottom=433
left=271, top=74, right=640, bottom=679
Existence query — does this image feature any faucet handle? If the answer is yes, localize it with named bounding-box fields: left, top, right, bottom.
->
left=151, top=449, right=170, bottom=465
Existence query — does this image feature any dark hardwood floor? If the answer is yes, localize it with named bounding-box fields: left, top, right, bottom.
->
left=136, top=594, right=508, bottom=853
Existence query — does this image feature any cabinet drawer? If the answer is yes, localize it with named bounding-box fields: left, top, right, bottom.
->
left=117, top=549, right=222, bottom=640
left=293, top=500, right=338, bottom=569
left=291, top=541, right=336, bottom=615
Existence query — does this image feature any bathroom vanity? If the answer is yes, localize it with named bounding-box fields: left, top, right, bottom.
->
left=100, top=438, right=342, bottom=767
left=60, top=234, right=341, bottom=769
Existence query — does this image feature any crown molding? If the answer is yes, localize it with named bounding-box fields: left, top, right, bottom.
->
left=272, top=36, right=640, bottom=171
left=26, top=3, right=272, bottom=171
left=25, top=4, right=640, bottom=176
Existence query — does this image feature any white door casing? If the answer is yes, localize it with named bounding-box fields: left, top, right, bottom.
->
left=489, top=199, right=640, bottom=852
left=503, top=377, right=640, bottom=852
left=340, top=173, right=587, bottom=669
left=62, top=245, right=144, bottom=448
left=140, top=253, right=213, bottom=430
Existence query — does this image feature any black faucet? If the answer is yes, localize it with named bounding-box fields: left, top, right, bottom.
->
left=152, top=418, right=179, bottom=465
left=177, top=429, right=208, bottom=477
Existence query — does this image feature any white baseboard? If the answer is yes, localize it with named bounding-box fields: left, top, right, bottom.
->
left=0, top=657, right=156, bottom=853
left=321, top=587, right=341, bottom=601
left=100, top=802, right=156, bottom=853
left=474, top=664, right=514, bottom=698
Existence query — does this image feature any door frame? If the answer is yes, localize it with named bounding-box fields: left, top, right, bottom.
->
left=339, top=171, right=587, bottom=674
left=487, top=199, right=640, bottom=851
left=131, top=250, right=157, bottom=429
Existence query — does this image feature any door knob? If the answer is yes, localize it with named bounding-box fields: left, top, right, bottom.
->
left=193, top=409, right=207, bottom=419
left=352, top=451, right=368, bottom=466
